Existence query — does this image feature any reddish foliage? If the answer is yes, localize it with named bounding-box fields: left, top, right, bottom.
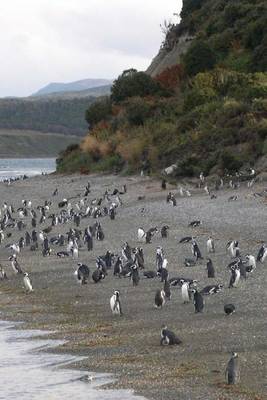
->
left=155, top=64, right=184, bottom=90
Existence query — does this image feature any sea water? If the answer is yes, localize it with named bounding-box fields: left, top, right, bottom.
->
left=0, top=158, right=56, bottom=181
left=0, top=322, right=146, bottom=400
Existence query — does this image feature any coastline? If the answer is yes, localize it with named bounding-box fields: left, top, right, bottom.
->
left=0, top=172, right=266, bottom=400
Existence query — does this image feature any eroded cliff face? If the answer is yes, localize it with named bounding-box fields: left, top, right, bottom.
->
left=146, top=33, right=194, bottom=77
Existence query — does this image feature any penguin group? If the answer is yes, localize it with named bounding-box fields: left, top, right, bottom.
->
left=0, top=171, right=265, bottom=389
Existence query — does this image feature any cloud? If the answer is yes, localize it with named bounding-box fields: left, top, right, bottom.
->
left=0, top=0, right=182, bottom=96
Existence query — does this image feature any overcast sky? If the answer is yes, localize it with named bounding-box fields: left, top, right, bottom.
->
left=0, top=0, right=182, bottom=97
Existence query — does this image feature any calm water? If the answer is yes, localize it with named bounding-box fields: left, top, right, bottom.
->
left=0, top=158, right=56, bottom=181
left=0, top=322, right=146, bottom=400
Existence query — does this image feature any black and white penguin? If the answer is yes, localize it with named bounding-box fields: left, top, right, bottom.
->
left=133, top=247, right=144, bottom=269
left=161, top=225, right=169, bottom=238
left=143, top=270, right=157, bottom=279
left=184, top=258, right=197, bottom=267
left=189, top=220, right=202, bottom=228
left=113, top=257, right=123, bottom=278
left=161, top=179, right=166, bottom=190
left=25, top=231, right=31, bottom=246
left=57, top=251, right=70, bottom=258
left=75, top=263, right=90, bottom=284
left=207, top=237, right=215, bottom=253
left=159, top=258, right=168, bottom=282
left=0, top=265, right=8, bottom=280
left=154, top=289, right=165, bottom=308
left=224, top=304, right=236, bottom=315
left=9, top=255, right=23, bottom=274
left=84, top=228, right=93, bottom=251
left=227, top=240, right=240, bottom=258
left=23, top=272, right=33, bottom=293
left=225, top=352, right=240, bottom=384
left=256, top=243, right=267, bottom=263
left=244, top=254, right=256, bottom=272
left=92, top=267, right=105, bottom=283
left=206, top=258, right=215, bottom=278
left=156, top=246, right=164, bottom=273
left=192, top=289, right=204, bottom=313
left=131, top=264, right=140, bottom=286
left=122, top=242, right=132, bottom=261
left=200, top=284, right=223, bottom=295
left=160, top=325, right=182, bottom=346
left=191, top=239, right=203, bottom=260
left=163, top=279, right=171, bottom=300
left=179, top=236, right=192, bottom=244
left=229, top=266, right=240, bottom=288
left=110, top=290, right=123, bottom=316
left=181, top=280, right=190, bottom=303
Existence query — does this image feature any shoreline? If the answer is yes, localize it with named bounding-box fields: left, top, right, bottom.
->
left=0, top=172, right=266, bottom=400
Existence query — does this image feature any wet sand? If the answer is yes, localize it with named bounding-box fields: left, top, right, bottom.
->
left=0, top=173, right=266, bottom=400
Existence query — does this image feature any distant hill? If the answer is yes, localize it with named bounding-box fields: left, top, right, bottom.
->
left=32, top=78, right=113, bottom=97
left=32, top=84, right=111, bottom=99
left=0, top=129, right=80, bottom=157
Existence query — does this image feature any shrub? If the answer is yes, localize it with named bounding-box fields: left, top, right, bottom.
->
left=155, top=65, right=184, bottom=90
left=85, top=97, right=112, bottom=127
left=111, top=69, right=162, bottom=103
left=125, top=97, right=151, bottom=126
left=183, top=41, right=217, bottom=76
left=219, top=150, right=243, bottom=172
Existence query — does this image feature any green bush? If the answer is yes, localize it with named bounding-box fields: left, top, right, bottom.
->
left=219, top=150, right=243, bottom=172
left=85, top=97, right=112, bottom=127
left=111, top=69, right=162, bottom=103
left=183, top=41, right=217, bottom=76
left=125, top=97, right=151, bottom=126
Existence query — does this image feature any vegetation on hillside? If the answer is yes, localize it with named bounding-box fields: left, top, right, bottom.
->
left=0, top=97, right=97, bottom=136
left=57, top=0, right=267, bottom=177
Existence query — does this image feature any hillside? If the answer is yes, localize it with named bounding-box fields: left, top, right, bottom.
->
left=32, top=84, right=111, bottom=100
left=57, top=0, right=267, bottom=177
left=0, top=96, right=96, bottom=136
left=32, top=78, right=113, bottom=96
left=0, top=129, right=80, bottom=157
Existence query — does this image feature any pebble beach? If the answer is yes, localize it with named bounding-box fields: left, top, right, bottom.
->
left=0, top=172, right=266, bottom=400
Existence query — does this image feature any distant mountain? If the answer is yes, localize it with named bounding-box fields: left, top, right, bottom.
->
left=32, top=78, right=113, bottom=97
left=32, top=84, right=111, bottom=99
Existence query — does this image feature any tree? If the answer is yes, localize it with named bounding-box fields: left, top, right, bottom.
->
left=111, top=69, right=161, bottom=102
left=85, top=97, right=112, bottom=127
left=183, top=41, right=217, bottom=76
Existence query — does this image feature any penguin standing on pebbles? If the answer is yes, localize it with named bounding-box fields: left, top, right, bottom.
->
left=75, top=263, right=90, bottom=284
left=192, top=289, right=204, bottom=313
left=163, top=279, right=171, bottom=300
left=207, top=237, right=215, bottom=253
left=131, top=264, right=140, bottom=286
left=23, top=272, right=33, bottom=293
left=206, top=258, right=215, bottom=278
left=181, top=280, right=190, bottom=304
left=110, top=290, right=123, bottom=316
left=225, top=352, right=240, bottom=384
left=160, top=325, right=182, bottom=345
left=161, top=226, right=169, bottom=238
left=191, top=239, right=203, bottom=260
left=229, top=266, right=240, bottom=288
left=155, top=289, right=165, bottom=308
left=256, top=243, right=267, bottom=263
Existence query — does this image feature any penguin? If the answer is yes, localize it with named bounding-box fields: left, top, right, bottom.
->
left=224, top=304, right=236, bottom=316
left=181, top=281, right=190, bottom=304
left=9, top=255, right=23, bottom=274
left=133, top=247, right=144, bottom=269
left=0, top=265, right=8, bottom=280
left=23, top=272, right=33, bottom=293
left=92, top=268, right=105, bottom=283
left=109, top=206, right=116, bottom=220
left=192, top=289, right=204, bottom=313
left=225, top=352, right=240, bottom=384
left=156, top=247, right=164, bottom=273
left=161, top=225, right=169, bottom=238
left=143, top=270, right=156, bottom=279
left=57, top=251, right=70, bottom=258
left=25, top=231, right=31, bottom=246
left=179, top=236, right=192, bottom=243
left=189, top=220, right=201, bottom=228
left=160, top=325, right=182, bottom=346
left=256, top=243, right=267, bottom=263
left=110, top=290, right=123, bottom=316
left=154, top=289, right=165, bottom=308
left=113, top=257, right=123, bottom=278
left=159, top=258, right=168, bottom=282
left=200, top=284, right=223, bottom=295
left=191, top=239, right=203, bottom=260
left=131, top=264, right=140, bottom=286
left=161, top=179, right=166, bottom=190
left=206, top=258, right=215, bottom=278
left=169, top=195, right=176, bottom=206
left=163, top=279, right=171, bottom=300
left=184, top=258, right=196, bottom=267
left=207, top=237, right=215, bottom=253
left=75, top=263, right=90, bottom=284
left=84, top=229, right=93, bottom=251
left=244, top=254, right=256, bottom=272
left=229, top=266, right=240, bottom=288
left=227, top=240, right=240, bottom=258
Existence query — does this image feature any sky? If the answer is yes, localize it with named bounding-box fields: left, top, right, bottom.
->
left=0, top=0, right=182, bottom=97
